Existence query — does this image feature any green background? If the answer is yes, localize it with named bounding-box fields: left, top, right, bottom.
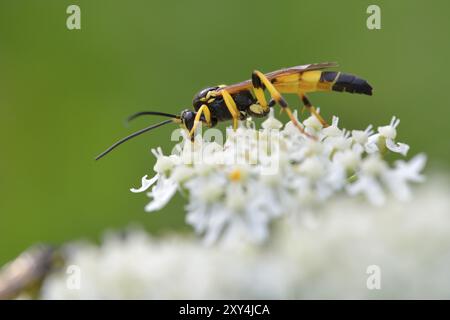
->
left=1, top=0, right=449, bottom=265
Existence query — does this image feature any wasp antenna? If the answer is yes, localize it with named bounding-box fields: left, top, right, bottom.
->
left=127, top=111, right=179, bottom=123
left=95, top=119, right=174, bottom=161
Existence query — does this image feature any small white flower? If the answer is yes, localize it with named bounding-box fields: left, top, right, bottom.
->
left=261, top=108, right=283, bottom=130
left=303, top=114, right=323, bottom=132
left=322, top=116, right=342, bottom=137
left=346, top=155, right=389, bottom=205
left=366, top=117, right=410, bottom=156
left=152, top=148, right=176, bottom=174
left=333, top=149, right=361, bottom=171
left=325, top=135, right=352, bottom=154
left=347, top=174, right=386, bottom=206
left=361, top=154, right=388, bottom=175
left=283, top=110, right=303, bottom=136
left=352, top=125, right=373, bottom=145
left=382, top=153, right=427, bottom=201
left=393, top=153, right=427, bottom=183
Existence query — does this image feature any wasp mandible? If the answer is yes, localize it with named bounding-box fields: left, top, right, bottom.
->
left=96, top=62, right=373, bottom=160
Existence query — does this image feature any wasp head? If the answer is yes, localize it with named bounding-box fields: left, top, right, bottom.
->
left=180, top=109, right=197, bottom=132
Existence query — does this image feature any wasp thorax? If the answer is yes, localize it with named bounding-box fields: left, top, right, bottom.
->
left=192, top=86, right=221, bottom=110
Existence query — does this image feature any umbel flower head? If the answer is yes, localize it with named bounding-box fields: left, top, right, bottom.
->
left=131, top=110, right=426, bottom=244
left=40, top=179, right=450, bottom=299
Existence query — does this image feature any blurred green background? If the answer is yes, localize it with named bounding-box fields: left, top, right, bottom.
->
left=1, top=0, right=449, bottom=265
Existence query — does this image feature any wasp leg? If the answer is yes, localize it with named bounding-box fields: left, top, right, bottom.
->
left=252, top=70, right=314, bottom=138
left=250, top=74, right=270, bottom=113
left=189, top=104, right=212, bottom=138
left=221, top=89, right=241, bottom=130
left=299, top=93, right=329, bottom=127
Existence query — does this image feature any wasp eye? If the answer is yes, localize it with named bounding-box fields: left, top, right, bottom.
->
left=183, top=111, right=194, bottom=121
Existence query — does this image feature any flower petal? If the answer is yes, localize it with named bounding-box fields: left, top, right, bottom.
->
left=386, top=138, right=410, bottom=156
left=130, top=174, right=159, bottom=193
left=144, top=178, right=178, bottom=212
left=347, top=176, right=386, bottom=206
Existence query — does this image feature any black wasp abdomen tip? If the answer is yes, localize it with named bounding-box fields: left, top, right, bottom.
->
left=332, top=73, right=373, bottom=96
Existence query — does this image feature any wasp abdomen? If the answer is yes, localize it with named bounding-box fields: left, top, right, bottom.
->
left=320, top=71, right=373, bottom=96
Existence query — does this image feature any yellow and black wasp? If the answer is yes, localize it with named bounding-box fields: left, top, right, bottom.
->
left=96, top=62, right=372, bottom=160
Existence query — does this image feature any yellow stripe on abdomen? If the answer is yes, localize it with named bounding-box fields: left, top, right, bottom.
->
left=273, top=71, right=324, bottom=93
left=274, top=70, right=334, bottom=93
left=300, top=70, right=334, bottom=92
left=272, top=73, right=301, bottom=93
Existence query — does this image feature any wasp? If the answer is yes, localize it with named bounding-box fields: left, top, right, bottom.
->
left=96, top=62, right=372, bottom=160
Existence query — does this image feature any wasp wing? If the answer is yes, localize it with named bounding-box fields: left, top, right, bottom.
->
left=264, top=62, right=339, bottom=79
left=221, top=62, right=338, bottom=94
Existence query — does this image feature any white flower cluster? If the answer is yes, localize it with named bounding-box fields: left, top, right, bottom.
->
left=40, top=180, right=450, bottom=299
left=131, top=110, right=426, bottom=244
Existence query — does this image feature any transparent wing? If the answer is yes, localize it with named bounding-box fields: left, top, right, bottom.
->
left=221, top=62, right=338, bottom=94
